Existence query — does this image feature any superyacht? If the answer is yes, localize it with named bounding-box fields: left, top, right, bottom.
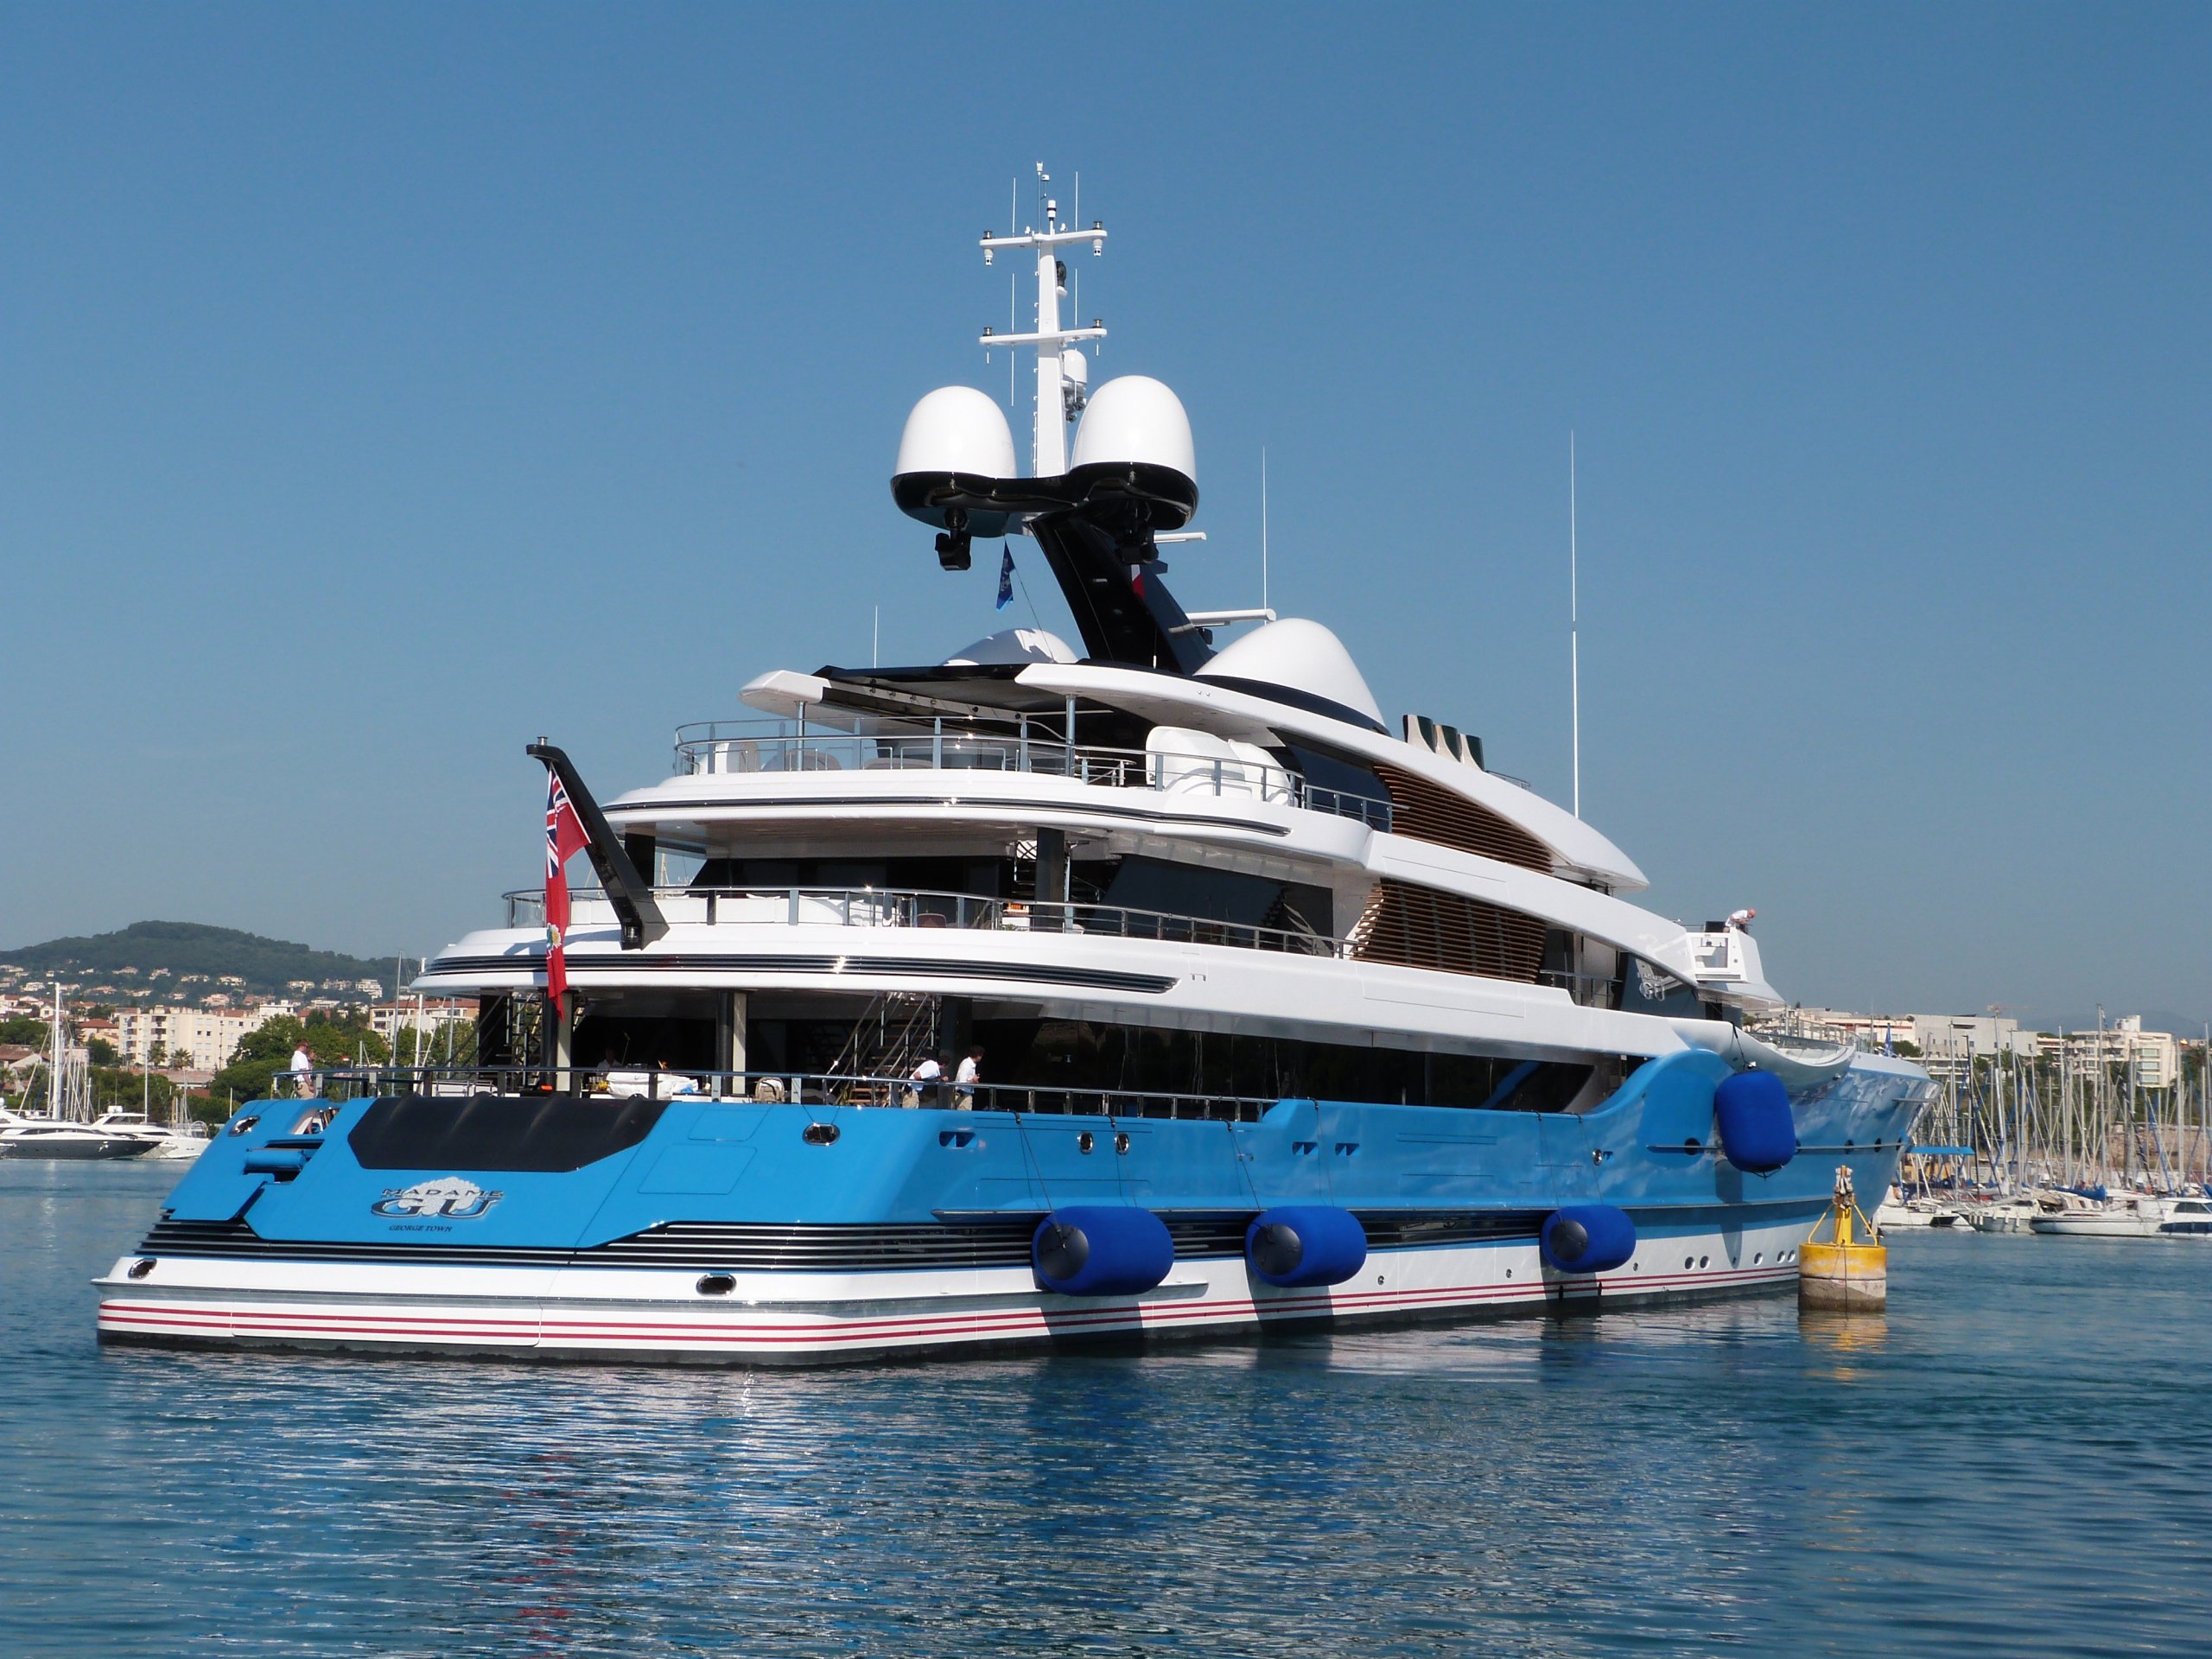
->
left=99, top=177, right=1932, bottom=1362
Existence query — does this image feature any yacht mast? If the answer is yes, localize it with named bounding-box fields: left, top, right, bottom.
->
left=978, top=164, right=1106, bottom=478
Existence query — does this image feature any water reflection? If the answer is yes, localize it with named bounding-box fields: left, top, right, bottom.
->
left=1798, top=1308, right=1891, bottom=1362
left=6, top=1169, right=2212, bottom=1657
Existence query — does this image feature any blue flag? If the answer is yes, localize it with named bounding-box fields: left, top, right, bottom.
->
left=995, top=544, right=1014, bottom=611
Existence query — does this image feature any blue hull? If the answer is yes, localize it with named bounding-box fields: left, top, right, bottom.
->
left=98, top=1050, right=1929, bottom=1363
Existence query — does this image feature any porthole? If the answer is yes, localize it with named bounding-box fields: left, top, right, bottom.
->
left=1684, top=1255, right=1695, bottom=1270
left=1504, top=1268, right=1512, bottom=1280
left=127, top=1258, right=156, bottom=1281
left=802, top=1122, right=840, bottom=1147
left=1077, top=1131, right=1094, bottom=1154
left=1114, top=1132, right=1130, bottom=1155
left=1753, top=1251, right=1764, bottom=1264
left=1682, top=1137, right=1700, bottom=1152
left=696, top=1273, right=735, bottom=1296
left=227, top=1114, right=261, bottom=1138
left=1698, top=1255, right=1709, bottom=1268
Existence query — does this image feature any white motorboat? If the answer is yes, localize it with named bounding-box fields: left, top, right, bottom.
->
left=87, top=1111, right=210, bottom=1161
left=0, top=1116, right=156, bottom=1160
left=2158, top=1196, right=2212, bottom=1236
left=1872, top=1187, right=1963, bottom=1230
left=2031, top=1192, right=2186, bottom=1237
left=1967, top=1192, right=2044, bottom=1233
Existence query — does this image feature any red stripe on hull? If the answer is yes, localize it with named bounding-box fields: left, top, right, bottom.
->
left=97, top=1264, right=1794, bottom=1357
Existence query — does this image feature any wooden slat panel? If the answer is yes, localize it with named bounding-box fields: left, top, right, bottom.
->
left=1346, top=880, right=1547, bottom=982
left=1372, top=762, right=1552, bottom=874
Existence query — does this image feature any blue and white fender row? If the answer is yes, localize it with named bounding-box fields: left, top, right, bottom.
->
left=1028, top=1204, right=1375, bottom=1296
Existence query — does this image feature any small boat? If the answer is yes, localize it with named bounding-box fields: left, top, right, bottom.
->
left=1968, top=1192, right=2044, bottom=1233
left=1872, top=1186, right=1962, bottom=1230
left=0, top=1115, right=156, bottom=1160
left=2158, top=1196, right=2212, bottom=1236
left=2031, top=1192, right=2184, bottom=1237
left=87, top=1111, right=210, bottom=1162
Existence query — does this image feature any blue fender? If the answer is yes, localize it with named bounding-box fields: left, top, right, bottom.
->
left=1244, top=1205, right=1368, bottom=1287
left=1541, top=1204, right=1636, bottom=1274
left=1032, top=1206, right=1174, bottom=1297
left=1714, top=1070, right=1796, bottom=1173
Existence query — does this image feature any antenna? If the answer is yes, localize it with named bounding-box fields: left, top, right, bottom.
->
left=1261, top=447, right=1269, bottom=613
left=974, top=162, right=1105, bottom=479
left=1570, top=431, right=1580, bottom=821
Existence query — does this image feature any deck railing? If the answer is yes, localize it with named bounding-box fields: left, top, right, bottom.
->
left=1535, top=968, right=1624, bottom=1010
left=669, top=715, right=1393, bottom=830
left=272, top=1065, right=1287, bottom=1125
left=502, top=883, right=1347, bottom=958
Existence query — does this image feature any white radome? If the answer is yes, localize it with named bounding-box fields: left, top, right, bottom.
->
left=1196, top=617, right=1384, bottom=725
left=895, top=385, right=1019, bottom=479
left=941, top=627, right=1079, bottom=667
left=1070, top=375, right=1196, bottom=481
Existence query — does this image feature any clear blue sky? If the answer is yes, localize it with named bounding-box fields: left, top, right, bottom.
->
left=3, top=4, right=2205, bottom=1030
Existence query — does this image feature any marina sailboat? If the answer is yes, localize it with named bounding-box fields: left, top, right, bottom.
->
left=1, top=985, right=153, bottom=1162
left=98, top=178, right=1933, bottom=1363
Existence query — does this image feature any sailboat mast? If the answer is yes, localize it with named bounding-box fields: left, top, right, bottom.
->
left=1569, top=433, right=1581, bottom=820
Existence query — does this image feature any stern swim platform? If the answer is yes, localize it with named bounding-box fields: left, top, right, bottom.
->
left=97, top=1051, right=1930, bottom=1365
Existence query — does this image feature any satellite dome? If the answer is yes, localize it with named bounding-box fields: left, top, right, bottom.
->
left=1070, top=376, right=1196, bottom=482
left=941, top=627, right=1078, bottom=668
left=896, top=386, right=1018, bottom=480
left=1195, top=618, right=1383, bottom=726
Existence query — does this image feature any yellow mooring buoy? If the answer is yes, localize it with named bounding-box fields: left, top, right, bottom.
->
left=1800, top=1164, right=1887, bottom=1311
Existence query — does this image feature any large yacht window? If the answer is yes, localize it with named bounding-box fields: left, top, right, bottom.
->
left=972, top=1016, right=1623, bottom=1114
left=1096, top=855, right=1334, bottom=937
left=690, top=856, right=1010, bottom=896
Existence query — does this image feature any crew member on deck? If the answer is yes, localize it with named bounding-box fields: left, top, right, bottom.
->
left=907, top=1052, right=944, bottom=1109
left=954, top=1046, right=983, bottom=1109
left=1726, top=907, right=1757, bottom=933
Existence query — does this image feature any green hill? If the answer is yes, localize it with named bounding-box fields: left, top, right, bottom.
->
left=0, top=922, right=395, bottom=999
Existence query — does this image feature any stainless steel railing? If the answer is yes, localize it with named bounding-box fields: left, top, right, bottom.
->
left=281, top=1065, right=1290, bottom=1124
left=502, top=883, right=1347, bottom=958
left=668, top=715, right=1394, bottom=830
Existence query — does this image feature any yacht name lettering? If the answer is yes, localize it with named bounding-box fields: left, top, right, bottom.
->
left=371, top=1178, right=504, bottom=1220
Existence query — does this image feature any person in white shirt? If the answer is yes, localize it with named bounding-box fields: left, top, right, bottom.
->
left=953, top=1046, right=983, bottom=1109
left=289, top=1042, right=317, bottom=1099
left=906, top=1053, right=943, bottom=1109
left=1725, top=907, right=1756, bottom=933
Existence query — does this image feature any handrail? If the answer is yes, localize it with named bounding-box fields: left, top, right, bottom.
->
left=1535, top=968, right=1623, bottom=1010
left=500, top=882, right=1347, bottom=958
left=276, top=1065, right=1289, bottom=1124
left=666, top=715, right=1394, bottom=831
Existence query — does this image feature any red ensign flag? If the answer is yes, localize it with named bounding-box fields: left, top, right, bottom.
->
left=543, top=769, right=590, bottom=1009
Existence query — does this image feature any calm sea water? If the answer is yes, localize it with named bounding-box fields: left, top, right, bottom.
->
left=3, top=1161, right=2207, bottom=1658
